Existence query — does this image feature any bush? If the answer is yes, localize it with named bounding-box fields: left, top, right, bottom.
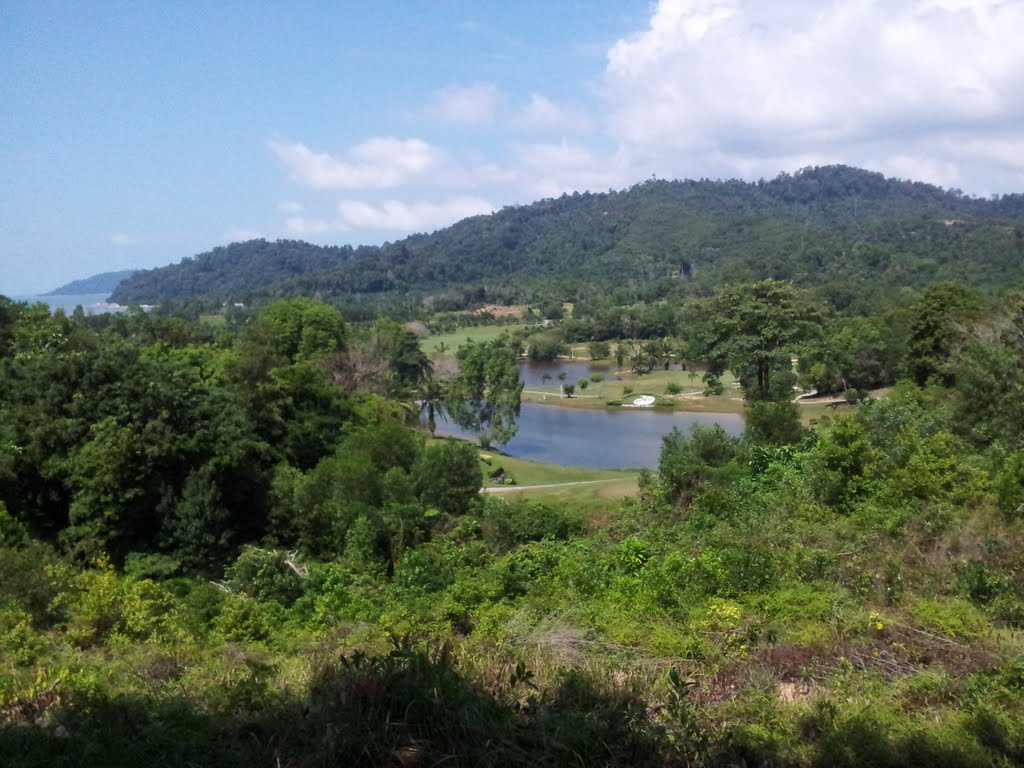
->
left=527, top=336, right=566, bottom=362
left=666, top=382, right=682, bottom=395
left=745, top=400, right=805, bottom=446
left=214, top=595, right=286, bottom=642
left=224, top=546, right=305, bottom=605
left=481, top=497, right=583, bottom=551
left=703, top=374, right=724, bottom=396
left=412, top=440, right=482, bottom=516
left=657, top=424, right=745, bottom=505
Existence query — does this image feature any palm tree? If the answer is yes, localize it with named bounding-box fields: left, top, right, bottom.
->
left=418, top=379, right=448, bottom=437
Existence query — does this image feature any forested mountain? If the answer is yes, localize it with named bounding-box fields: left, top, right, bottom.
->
left=44, top=269, right=137, bottom=296
left=110, top=165, right=1024, bottom=308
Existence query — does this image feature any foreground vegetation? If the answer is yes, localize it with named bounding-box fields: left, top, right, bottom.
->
left=3, top=280, right=1024, bottom=766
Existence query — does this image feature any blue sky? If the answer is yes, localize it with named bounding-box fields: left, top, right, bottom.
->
left=3, top=0, right=1023, bottom=294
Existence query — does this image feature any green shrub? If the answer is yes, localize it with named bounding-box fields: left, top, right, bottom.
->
left=909, top=596, right=990, bottom=639
left=481, top=497, right=583, bottom=551
left=0, top=605, right=47, bottom=666
left=225, top=546, right=305, bottom=605
left=413, top=440, right=482, bottom=516
left=50, top=561, right=174, bottom=647
left=214, top=595, right=285, bottom=642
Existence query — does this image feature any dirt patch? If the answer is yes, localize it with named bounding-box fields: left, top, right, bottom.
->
left=468, top=304, right=525, bottom=318
left=778, top=681, right=814, bottom=703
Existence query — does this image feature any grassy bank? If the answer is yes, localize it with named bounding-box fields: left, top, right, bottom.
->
left=522, top=365, right=747, bottom=414
left=420, top=323, right=532, bottom=355
left=478, top=449, right=637, bottom=487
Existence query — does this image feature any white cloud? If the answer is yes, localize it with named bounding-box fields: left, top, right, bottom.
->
left=277, top=200, right=304, bottom=214
left=603, top=0, right=1024, bottom=189
left=110, top=233, right=136, bottom=246
left=269, top=137, right=447, bottom=190
left=869, top=154, right=961, bottom=188
left=516, top=94, right=591, bottom=133
left=427, top=83, right=501, bottom=124
left=337, top=196, right=495, bottom=231
left=516, top=141, right=628, bottom=198
left=283, top=216, right=338, bottom=236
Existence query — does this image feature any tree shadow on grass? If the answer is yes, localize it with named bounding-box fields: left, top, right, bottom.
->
left=4, top=648, right=1022, bottom=768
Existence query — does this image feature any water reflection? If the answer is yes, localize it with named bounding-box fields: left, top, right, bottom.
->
left=432, top=402, right=744, bottom=470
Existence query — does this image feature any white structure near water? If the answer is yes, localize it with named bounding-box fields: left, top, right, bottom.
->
left=624, top=395, right=656, bottom=408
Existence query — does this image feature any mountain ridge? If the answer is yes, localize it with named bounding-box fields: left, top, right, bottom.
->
left=110, top=165, right=1024, bottom=308
left=45, top=269, right=138, bottom=296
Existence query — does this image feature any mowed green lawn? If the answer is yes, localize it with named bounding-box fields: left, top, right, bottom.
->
left=521, top=363, right=746, bottom=414
left=477, top=450, right=636, bottom=489
left=420, top=324, right=532, bottom=356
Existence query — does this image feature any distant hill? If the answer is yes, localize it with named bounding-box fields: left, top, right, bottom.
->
left=46, top=269, right=138, bottom=296
left=110, top=166, right=1024, bottom=309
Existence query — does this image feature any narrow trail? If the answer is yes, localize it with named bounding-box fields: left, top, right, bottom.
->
left=482, top=478, right=628, bottom=493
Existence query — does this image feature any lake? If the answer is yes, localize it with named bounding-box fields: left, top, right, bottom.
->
left=432, top=358, right=744, bottom=469
left=10, top=293, right=126, bottom=315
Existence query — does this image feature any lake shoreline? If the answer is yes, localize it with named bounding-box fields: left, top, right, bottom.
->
left=427, top=400, right=745, bottom=470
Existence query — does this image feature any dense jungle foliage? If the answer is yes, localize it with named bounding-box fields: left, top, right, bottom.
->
left=4, top=272, right=1024, bottom=765
left=110, top=166, right=1024, bottom=316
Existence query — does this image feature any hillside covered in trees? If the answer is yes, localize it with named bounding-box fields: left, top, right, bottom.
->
left=44, top=270, right=137, bottom=297
left=110, top=165, right=1024, bottom=312
left=4, top=278, right=1024, bottom=765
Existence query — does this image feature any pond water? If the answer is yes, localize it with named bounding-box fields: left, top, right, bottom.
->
left=432, top=361, right=744, bottom=469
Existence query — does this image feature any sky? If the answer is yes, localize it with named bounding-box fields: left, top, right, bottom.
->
left=2, top=0, right=1023, bottom=295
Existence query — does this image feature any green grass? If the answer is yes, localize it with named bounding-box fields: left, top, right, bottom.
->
left=522, top=366, right=746, bottom=414
left=198, top=312, right=227, bottom=327
left=477, top=450, right=637, bottom=488
left=421, top=324, right=531, bottom=356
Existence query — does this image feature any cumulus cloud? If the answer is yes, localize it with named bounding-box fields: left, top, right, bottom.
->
left=427, top=83, right=501, bottom=124
left=269, top=137, right=447, bottom=190
left=263, top=0, right=1023, bottom=247
left=868, top=154, right=961, bottom=189
left=604, top=0, right=1024, bottom=189
left=283, top=216, right=337, bottom=236
left=516, top=141, right=628, bottom=198
left=516, top=94, right=591, bottom=133
left=337, top=196, right=495, bottom=231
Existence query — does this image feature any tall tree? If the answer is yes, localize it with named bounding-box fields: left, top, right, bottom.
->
left=905, top=281, right=980, bottom=387
left=447, top=338, right=524, bottom=448
left=257, top=297, right=347, bottom=363
left=418, top=379, right=448, bottom=437
left=692, top=280, right=822, bottom=401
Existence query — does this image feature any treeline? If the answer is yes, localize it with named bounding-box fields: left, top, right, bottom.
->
left=110, top=165, right=1024, bottom=311
left=0, top=296, right=486, bottom=575
left=550, top=278, right=1008, bottom=400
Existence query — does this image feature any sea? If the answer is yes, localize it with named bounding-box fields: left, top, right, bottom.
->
left=9, top=293, right=127, bottom=315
